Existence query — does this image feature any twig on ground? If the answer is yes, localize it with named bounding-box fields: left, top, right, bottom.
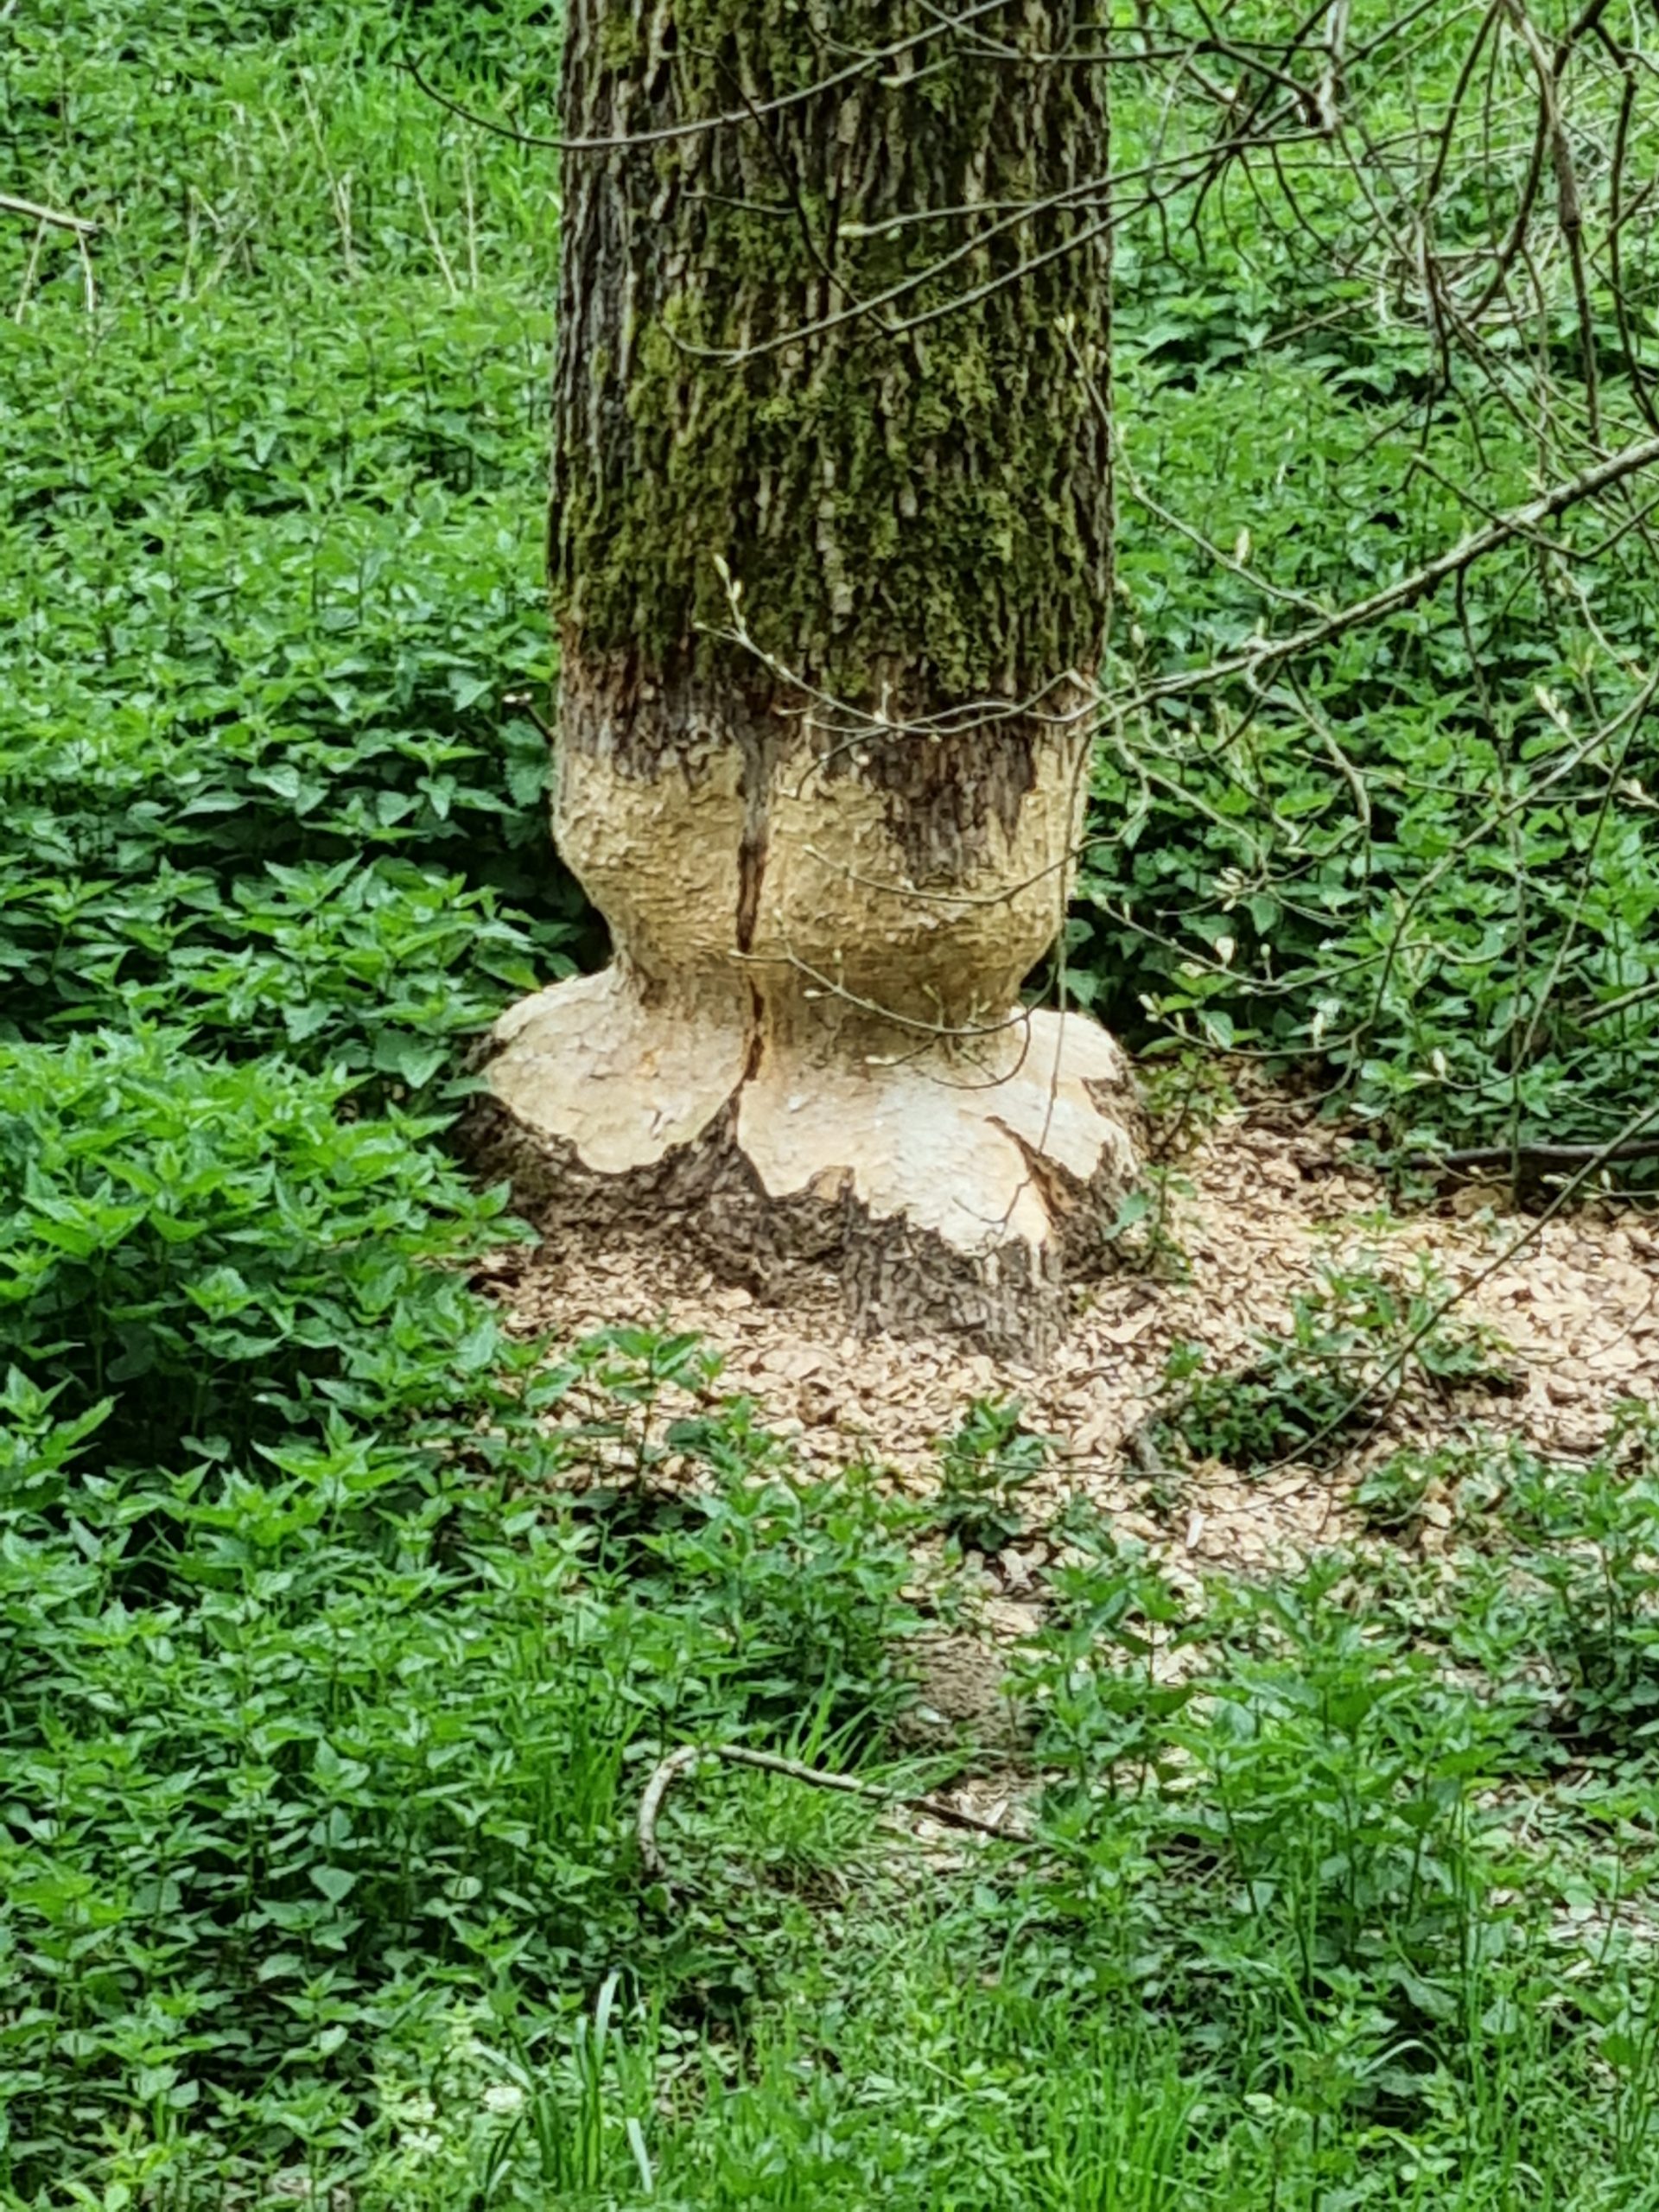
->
left=0, top=191, right=96, bottom=234
left=636, top=1742, right=1020, bottom=1881
left=1401, top=1137, right=1659, bottom=1173
left=1288, top=1096, right=1659, bottom=1504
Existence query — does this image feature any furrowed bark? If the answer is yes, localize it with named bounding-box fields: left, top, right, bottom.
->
left=479, top=1, right=1139, bottom=1355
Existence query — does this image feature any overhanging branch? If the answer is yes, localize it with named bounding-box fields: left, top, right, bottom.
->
left=1128, top=429, right=1659, bottom=709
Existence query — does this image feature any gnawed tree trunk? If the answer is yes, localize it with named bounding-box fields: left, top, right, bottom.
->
left=480, top=1, right=1138, bottom=1355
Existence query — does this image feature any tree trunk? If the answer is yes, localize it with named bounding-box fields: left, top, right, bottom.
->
left=480, top=1, right=1138, bottom=1355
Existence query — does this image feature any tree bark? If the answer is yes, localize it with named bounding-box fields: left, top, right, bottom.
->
left=479, top=1, right=1138, bottom=1355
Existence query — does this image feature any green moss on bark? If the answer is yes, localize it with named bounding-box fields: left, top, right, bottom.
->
left=553, top=1, right=1112, bottom=704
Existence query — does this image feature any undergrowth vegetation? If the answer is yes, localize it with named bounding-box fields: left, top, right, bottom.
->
left=1150, top=1257, right=1515, bottom=1476
left=5, top=0, right=1659, bottom=2204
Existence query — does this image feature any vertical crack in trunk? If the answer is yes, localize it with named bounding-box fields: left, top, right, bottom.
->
left=735, top=766, right=770, bottom=1084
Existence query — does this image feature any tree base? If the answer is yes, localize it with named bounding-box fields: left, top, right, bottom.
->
left=471, top=971, right=1140, bottom=1359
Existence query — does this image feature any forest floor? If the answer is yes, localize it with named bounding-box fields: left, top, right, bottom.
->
left=15, top=4, right=1659, bottom=2202
left=493, top=1087, right=1659, bottom=1571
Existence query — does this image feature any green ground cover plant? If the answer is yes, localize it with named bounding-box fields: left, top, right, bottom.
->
left=5, top=1, right=1659, bottom=2205
left=1151, top=1258, right=1514, bottom=1475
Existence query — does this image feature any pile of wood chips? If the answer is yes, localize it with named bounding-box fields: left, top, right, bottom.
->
left=489, top=1089, right=1659, bottom=1583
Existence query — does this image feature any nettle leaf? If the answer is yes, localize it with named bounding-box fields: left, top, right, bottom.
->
left=187, top=1263, right=255, bottom=1318
left=280, top=1000, right=335, bottom=1044
left=453, top=1319, right=500, bottom=1373
left=371, top=1033, right=450, bottom=1090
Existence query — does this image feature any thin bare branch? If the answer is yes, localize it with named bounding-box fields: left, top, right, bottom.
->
left=404, top=3, right=1015, bottom=156
left=0, top=190, right=96, bottom=234
left=1130, top=430, right=1659, bottom=709
left=637, top=1743, right=1020, bottom=1881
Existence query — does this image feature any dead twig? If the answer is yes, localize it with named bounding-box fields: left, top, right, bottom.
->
left=636, top=1742, right=1020, bottom=1881
left=1402, top=1137, right=1659, bottom=1173
left=1128, top=429, right=1659, bottom=711
left=403, top=3, right=1014, bottom=157
left=500, top=690, right=557, bottom=744
left=1284, top=1096, right=1659, bottom=1496
left=0, top=190, right=96, bottom=234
